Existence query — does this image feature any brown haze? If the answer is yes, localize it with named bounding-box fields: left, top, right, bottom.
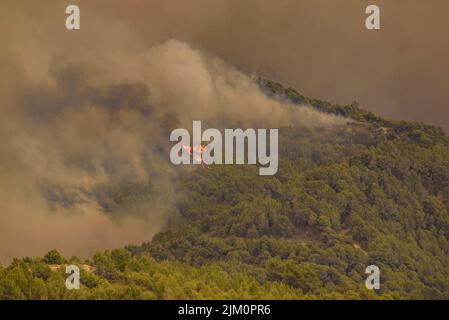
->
left=0, top=0, right=447, bottom=263
left=0, top=1, right=353, bottom=263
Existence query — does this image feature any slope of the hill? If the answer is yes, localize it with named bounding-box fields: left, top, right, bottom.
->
left=1, top=81, right=448, bottom=300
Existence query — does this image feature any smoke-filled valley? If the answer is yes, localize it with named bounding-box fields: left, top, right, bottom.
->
left=1, top=1, right=449, bottom=301
left=0, top=39, right=346, bottom=264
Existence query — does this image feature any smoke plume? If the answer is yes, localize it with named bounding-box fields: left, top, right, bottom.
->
left=0, top=2, right=352, bottom=263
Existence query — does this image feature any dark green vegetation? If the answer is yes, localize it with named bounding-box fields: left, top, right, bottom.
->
left=1, top=80, right=449, bottom=299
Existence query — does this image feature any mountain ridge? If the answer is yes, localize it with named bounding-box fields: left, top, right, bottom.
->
left=1, top=80, right=449, bottom=299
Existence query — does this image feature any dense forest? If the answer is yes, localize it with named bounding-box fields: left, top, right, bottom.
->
left=1, top=79, right=449, bottom=299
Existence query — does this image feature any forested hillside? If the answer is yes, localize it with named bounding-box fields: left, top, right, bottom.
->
left=1, top=80, right=449, bottom=299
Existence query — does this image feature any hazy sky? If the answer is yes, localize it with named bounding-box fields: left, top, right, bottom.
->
left=2, top=0, right=449, bottom=129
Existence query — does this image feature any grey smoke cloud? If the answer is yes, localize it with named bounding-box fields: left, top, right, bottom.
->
left=3, top=0, right=448, bottom=127
left=0, top=20, right=344, bottom=264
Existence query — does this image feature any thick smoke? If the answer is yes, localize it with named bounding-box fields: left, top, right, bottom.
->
left=0, top=2, right=353, bottom=263
left=0, top=39, right=346, bottom=263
